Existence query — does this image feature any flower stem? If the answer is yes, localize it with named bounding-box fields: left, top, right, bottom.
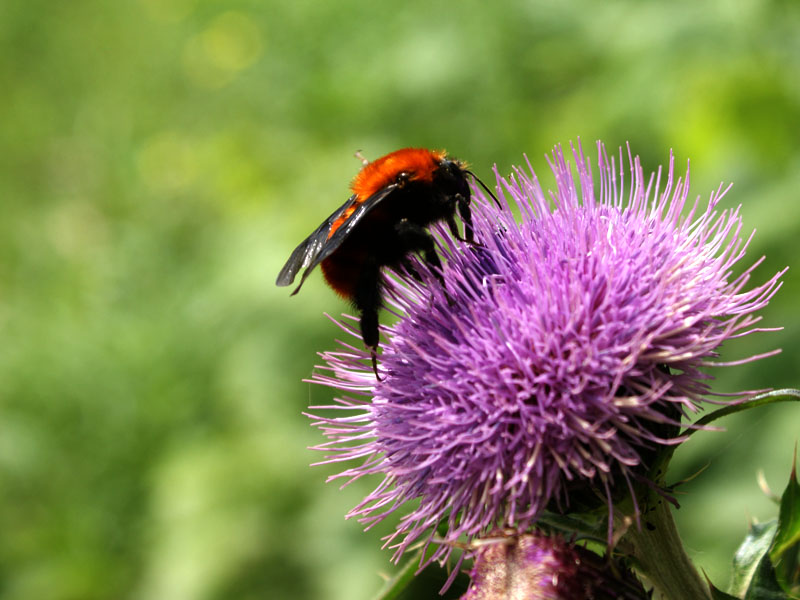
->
left=618, top=498, right=711, bottom=600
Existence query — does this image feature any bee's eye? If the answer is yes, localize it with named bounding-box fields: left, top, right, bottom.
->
left=395, top=171, right=412, bottom=185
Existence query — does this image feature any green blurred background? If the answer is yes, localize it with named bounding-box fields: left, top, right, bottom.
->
left=1, top=0, right=798, bottom=598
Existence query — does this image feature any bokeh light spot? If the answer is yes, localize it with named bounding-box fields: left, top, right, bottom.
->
left=183, top=12, right=263, bottom=89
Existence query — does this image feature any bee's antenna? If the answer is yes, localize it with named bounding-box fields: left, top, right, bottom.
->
left=354, top=150, right=370, bottom=166
left=466, top=170, right=501, bottom=207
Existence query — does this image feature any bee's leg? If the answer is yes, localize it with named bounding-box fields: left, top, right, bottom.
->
left=446, top=215, right=466, bottom=243
left=353, top=262, right=382, bottom=379
left=394, top=219, right=443, bottom=286
left=398, top=256, right=422, bottom=282
left=448, top=194, right=478, bottom=245
left=394, top=220, right=454, bottom=305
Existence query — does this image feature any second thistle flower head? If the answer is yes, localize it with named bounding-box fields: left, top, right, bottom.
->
left=309, top=141, right=784, bottom=565
left=462, top=530, right=650, bottom=600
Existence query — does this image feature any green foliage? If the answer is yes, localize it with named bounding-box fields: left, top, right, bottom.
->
left=0, top=0, right=798, bottom=598
left=370, top=553, right=468, bottom=600
left=731, top=522, right=779, bottom=598
left=744, top=553, right=786, bottom=600
left=726, top=461, right=800, bottom=600
left=710, top=584, right=742, bottom=600
left=770, top=460, right=800, bottom=597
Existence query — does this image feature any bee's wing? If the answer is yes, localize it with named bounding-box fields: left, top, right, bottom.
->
left=275, top=185, right=398, bottom=295
left=275, top=196, right=356, bottom=290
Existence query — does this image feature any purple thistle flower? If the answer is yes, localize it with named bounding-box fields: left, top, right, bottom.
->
left=307, top=141, right=784, bottom=571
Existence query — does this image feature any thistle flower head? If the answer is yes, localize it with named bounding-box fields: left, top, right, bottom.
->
left=308, top=141, right=783, bottom=568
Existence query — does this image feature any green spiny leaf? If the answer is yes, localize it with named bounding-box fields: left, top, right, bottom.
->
left=709, top=580, right=742, bottom=599
left=731, top=521, right=778, bottom=598
left=769, top=453, right=800, bottom=597
left=744, top=550, right=791, bottom=600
